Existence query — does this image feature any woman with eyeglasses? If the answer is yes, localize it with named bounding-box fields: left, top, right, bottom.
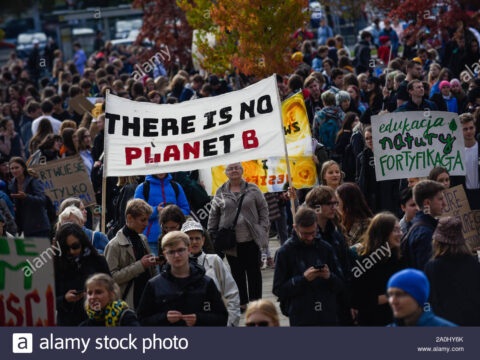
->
left=245, top=299, right=280, bottom=327
left=208, top=162, right=269, bottom=313
left=8, top=157, right=51, bottom=238
left=54, top=222, right=110, bottom=326
left=136, top=231, right=228, bottom=326
left=351, top=212, right=406, bottom=326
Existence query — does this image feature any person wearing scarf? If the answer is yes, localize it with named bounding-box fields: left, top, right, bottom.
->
left=82, top=273, right=139, bottom=326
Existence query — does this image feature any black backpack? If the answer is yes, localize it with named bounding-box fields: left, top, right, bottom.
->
left=142, top=180, right=180, bottom=202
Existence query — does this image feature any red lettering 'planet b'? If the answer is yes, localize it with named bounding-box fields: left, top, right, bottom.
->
left=242, top=130, right=259, bottom=149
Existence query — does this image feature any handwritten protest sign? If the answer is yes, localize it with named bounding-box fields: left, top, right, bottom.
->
left=104, top=75, right=285, bottom=176
left=372, top=111, right=465, bottom=180
left=31, top=155, right=96, bottom=213
left=68, top=94, right=95, bottom=116
left=442, top=185, right=480, bottom=249
left=0, top=237, right=56, bottom=326
left=203, top=93, right=318, bottom=194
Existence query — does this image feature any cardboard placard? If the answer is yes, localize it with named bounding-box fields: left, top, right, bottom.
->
left=68, top=94, right=95, bottom=116
left=372, top=111, right=466, bottom=180
left=31, top=155, right=96, bottom=213
left=442, top=185, right=480, bottom=249
left=0, top=236, right=56, bottom=326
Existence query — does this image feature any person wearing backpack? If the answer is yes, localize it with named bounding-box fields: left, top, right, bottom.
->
left=401, top=180, right=446, bottom=270
left=134, top=173, right=190, bottom=256
left=312, top=91, right=344, bottom=151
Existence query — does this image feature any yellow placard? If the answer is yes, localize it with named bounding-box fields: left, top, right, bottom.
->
left=210, top=93, right=317, bottom=194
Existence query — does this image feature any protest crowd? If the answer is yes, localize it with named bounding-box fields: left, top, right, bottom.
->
left=2, top=10, right=480, bottom=328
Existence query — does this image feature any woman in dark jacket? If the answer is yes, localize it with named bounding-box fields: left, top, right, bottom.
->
left=8, top=156, right=50, bottom=237
left=81, top=273, right=139, bottom=326
left=424, top=217, right=480, bottom=326
left=333, top=112, right=359, bottom=165
left=351, top=212, right=406, bottom=326
left=355, top=126, right=400, bottom=215
left=54, top=223, right=111, bottom=326
left=27, top=134, right=62, bottom=166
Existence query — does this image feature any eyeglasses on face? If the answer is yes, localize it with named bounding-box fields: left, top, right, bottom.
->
left=68, top=242, right=81, bottom=250
left=226, top=166, right=242, bottom=172
left=246, top=321, right=269, bottom=327
left=165, top=248, right=187, bottom=257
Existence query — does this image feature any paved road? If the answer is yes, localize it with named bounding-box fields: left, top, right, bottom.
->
left=234, top=236, right=290, bottom=327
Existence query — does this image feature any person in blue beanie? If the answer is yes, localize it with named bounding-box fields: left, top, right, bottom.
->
left=386, top=269, right=456, bottom=326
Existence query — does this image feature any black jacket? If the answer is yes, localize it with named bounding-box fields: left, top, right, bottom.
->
left=352, top=251, right=406, bottom=326
left=8, top=175, right=50, bottom=236
left=55, top=250, right=111, bottom=326
left=136, top=262, right=228, bottom=326
left=273, top=232, right=343, bottom=326
left=425, top=255, right=480, bottom=326
left=353, top=40, right=371, bottom=73
left=356, top=147, right=401, bottom=215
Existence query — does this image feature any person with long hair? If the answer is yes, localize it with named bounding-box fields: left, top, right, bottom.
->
left=28, top=117, right=53, bottom=154
left=427, top=63, right=441, bottom=88
left=245, top=299, right=280, bottom=327
left=351, top=212, right=406, bottom=326
left=333, top=112, right=359, bottom=166
left=8, top=157, right=50, bottom=237
left=428, top=167, right=450, bottom=189
left=54, top=223, right=110, bottom=325
left=336, top=182, right=373, bottom=246
left=75, top=127, right=93, bottom=176
left=81, top=273, right=139, bottom=326
left=346, top=85, right=366, bottom=114
left=320, top=160, right=343, bottom=190
left=0, top=118, right=25, bottom=158
left=450, top=78, right=467, bottom=113
left=424, top=217, right=480, bottom=326
left=60, top=127, right=78, bottom=157
left=27, top=134, right=62, bottom=165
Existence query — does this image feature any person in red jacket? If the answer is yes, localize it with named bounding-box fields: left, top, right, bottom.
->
left=378, top=36, right=393, bottom=66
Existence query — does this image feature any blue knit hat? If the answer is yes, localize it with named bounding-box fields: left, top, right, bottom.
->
left=387, top=269, right=430, bottom=306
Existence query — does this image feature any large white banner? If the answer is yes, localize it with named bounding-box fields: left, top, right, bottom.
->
left=372, top=111, right=466, bottom=180
left=104, top=76, right=285, bottom=176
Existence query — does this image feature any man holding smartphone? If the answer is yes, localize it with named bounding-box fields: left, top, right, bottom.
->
left=273, top=206, right=343, bottom=326
left=105, top=199, right=158, bottom=309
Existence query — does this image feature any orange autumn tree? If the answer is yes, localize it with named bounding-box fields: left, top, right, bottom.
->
left=179, top=0, right=309, bottom=78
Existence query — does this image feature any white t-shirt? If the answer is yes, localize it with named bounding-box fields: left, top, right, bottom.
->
left=465, top=142, right=479, bottom=189
left=31, top=115, right=62, bottom=135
